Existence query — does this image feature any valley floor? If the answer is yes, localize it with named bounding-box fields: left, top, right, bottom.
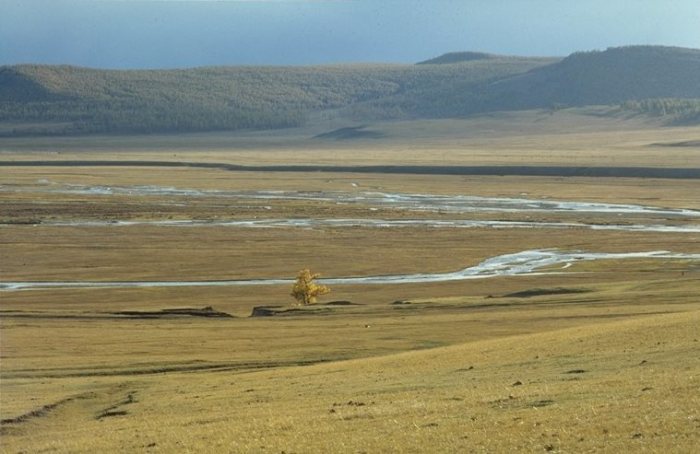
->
left=1, top=117, right=699, bottom=452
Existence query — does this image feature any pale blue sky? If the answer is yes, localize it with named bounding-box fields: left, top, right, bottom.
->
left=1, top=0, right=699, bottom=68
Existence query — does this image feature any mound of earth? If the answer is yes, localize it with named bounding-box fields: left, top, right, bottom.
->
left=417, top=51, right=494, bottom=65
left=250, top=304, right=347, bottom=317
left=112, top=306, right=234, bottom=318
left=323, top=300, right=360, bottom=306
left=314, top=126, right=385, bottom=140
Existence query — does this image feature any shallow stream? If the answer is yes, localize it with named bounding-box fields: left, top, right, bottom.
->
left=3, top=249, right=699, bottom=291
left=5, top=183, right=700, bottom=217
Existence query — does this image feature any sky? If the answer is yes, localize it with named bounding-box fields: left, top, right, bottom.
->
left=1, top=0, right=699, bottom=68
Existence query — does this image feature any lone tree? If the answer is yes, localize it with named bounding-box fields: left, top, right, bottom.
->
left=290, top=269, right=331, bottom=306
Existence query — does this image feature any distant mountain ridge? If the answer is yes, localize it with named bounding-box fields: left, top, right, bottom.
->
left=1, top=45, right=698, bottom=136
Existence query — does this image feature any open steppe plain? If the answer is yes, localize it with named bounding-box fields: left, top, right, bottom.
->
left=1, top=113, right=700, bottom=452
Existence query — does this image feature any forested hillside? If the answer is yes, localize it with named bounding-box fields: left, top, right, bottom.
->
left=353, top=46, right=700, bottom=121
left=0, top=58, right=550, bottom=136
left=472, top=46, right=700, bottom=112
left=1, top=45, right=698, bottom=136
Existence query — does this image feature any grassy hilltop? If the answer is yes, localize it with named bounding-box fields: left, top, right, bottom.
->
left=1, top=45, right=700, bottom=136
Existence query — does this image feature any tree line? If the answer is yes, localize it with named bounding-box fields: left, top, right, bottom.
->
left=620, top=98, right=700, bottom=124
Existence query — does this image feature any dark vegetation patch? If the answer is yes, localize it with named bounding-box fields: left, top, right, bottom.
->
left=4, top=161, right=700, bottom=179
left=503, top=287, right=592, bottom=298
left=323, top=300, right=361, bottom=306
left=111, top=306, right=234, bottom=318
left=0, top=307, right=234, bottom=320
left=0, top=218, right=44, bottom=225
left=250, top=305, right=335, bottom=317
left=531, top=399, right=556, bottom=408
left=652, top=140, right=700, bottom=147
left=250, top=306, right=285, bottom=317
left=96, top=410, right=128, bottom=419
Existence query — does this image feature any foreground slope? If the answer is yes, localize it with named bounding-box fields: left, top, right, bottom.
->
left=2, top=310, right=698, bottom=452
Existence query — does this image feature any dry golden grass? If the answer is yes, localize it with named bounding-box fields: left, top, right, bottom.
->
left=2, top=308, right=699, bottom=453
left=2, top=223, right=699, bottom=315
left=3, top=166, right=700, bottom=211
left=1, top=110, right=699, bottom=168
left=1, top=117, right=700, bottom=452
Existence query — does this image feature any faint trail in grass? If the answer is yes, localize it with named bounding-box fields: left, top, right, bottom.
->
left=0, top=392, right=97, bottom=426
left=3, top=359, right=331, bottom=379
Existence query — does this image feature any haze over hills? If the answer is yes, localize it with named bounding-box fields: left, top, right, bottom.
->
left=1, top=45, right=699, bottom=137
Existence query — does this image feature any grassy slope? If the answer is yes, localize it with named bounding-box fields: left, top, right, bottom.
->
left=2, top=307, right=698, bottom=452
left=470, top=46, right=700, bottom=117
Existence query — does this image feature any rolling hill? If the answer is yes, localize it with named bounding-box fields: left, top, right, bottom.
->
left=355, top=46, right=700, bottom=121
left=0, top=45, right=698, bottom=136
left=475, top=45, right=700, bottom=110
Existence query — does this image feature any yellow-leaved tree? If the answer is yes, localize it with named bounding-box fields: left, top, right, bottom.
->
left=290, top=269, right=331, bottom=306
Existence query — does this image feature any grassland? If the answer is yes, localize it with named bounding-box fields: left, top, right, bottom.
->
left=2, top=108, right=699, bottom=169
left=1, top=115, right=699, bottom=452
